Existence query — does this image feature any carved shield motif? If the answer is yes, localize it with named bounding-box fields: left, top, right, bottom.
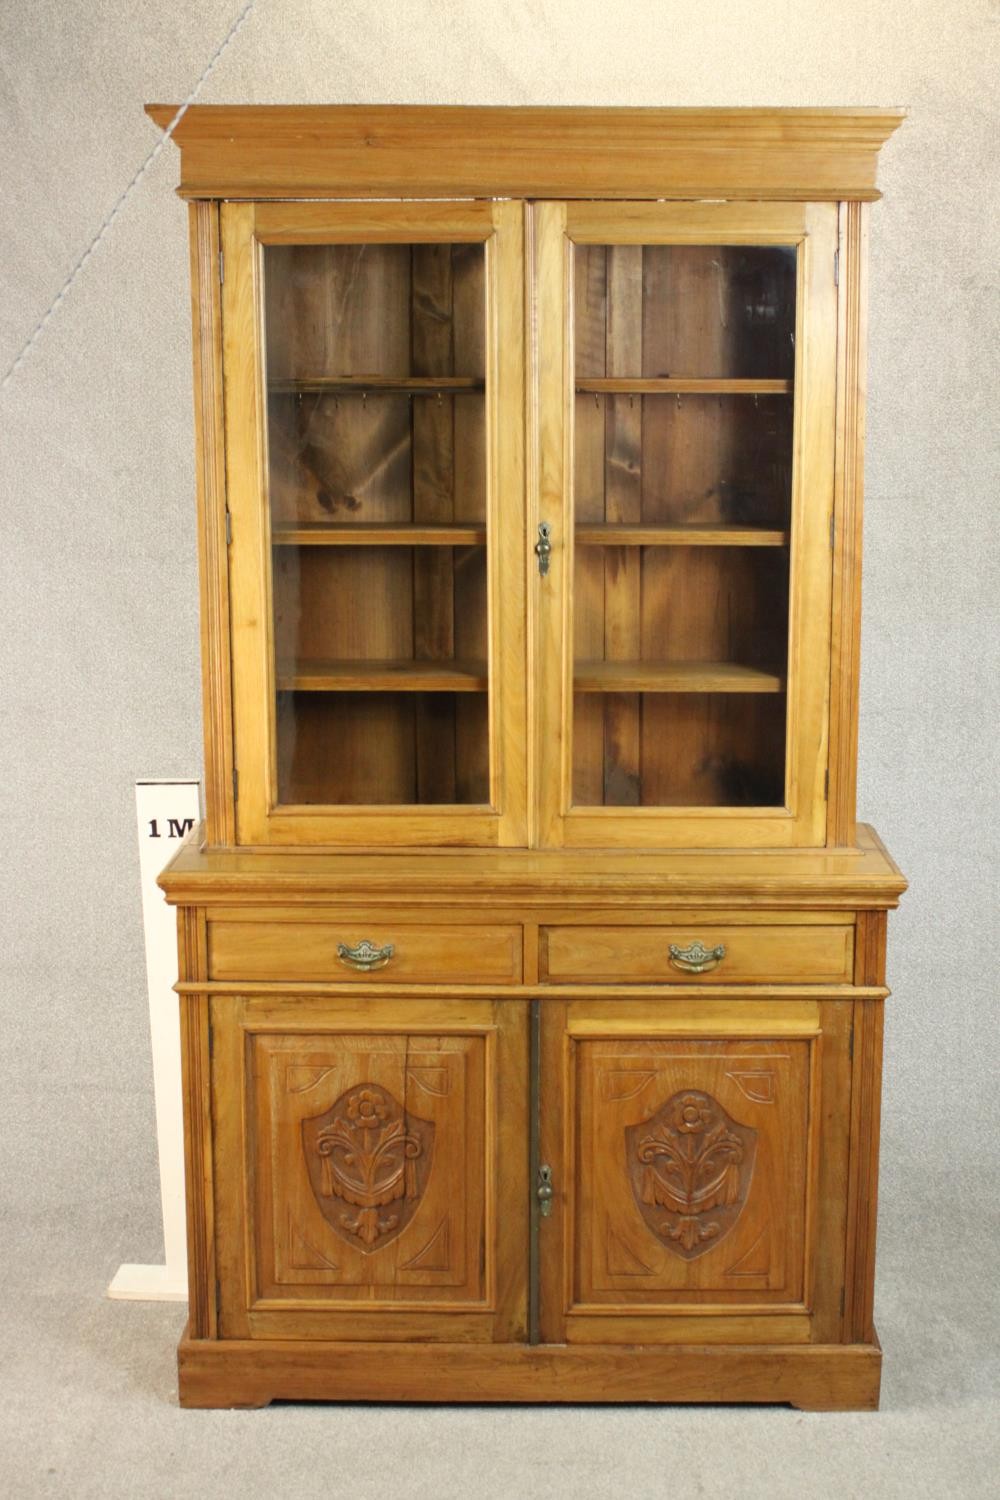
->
left=302, top=1083, right=434, bottom=1253
left=626, top=1090, right=756, bottom=1260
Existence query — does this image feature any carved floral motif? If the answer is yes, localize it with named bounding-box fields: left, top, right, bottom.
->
left=626, top=1090, right=757, bottom=1259
left=302, top=1083, right=434, bottom=1252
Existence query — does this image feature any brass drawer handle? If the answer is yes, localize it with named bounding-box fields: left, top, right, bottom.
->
left=668, top=941, right=726, bottom=974
left=336, top=939, right=395, bottom=972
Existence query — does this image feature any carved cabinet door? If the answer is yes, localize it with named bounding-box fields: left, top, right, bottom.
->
left=538, top=998, right=852, bottom=1345
left=211, top=995, right=528, bottom=1342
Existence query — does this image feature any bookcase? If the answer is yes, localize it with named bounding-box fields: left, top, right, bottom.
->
left=152, top=105, right=906, bottom=1409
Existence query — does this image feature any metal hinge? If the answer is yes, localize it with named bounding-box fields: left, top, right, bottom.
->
left=215, top=1281, right=222, bottom=1322
left=849, top=1023, right=855, bottom=1063
left=232, top=767, right=239, bottom=803
left=834, top=247, right=840, bottom=287
left=824, top=768, right=830, bottom=800
left=224, top=508, right=232, bottom=547
left=207, top=1020, right=214, bottom=1061
left=830, top=512, right=835, bottom=550
left=839, top=1285, right=846, bottom=1317
left=218, top=249, right=225, bottom=285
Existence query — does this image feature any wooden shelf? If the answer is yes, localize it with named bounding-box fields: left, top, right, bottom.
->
left=272, top=522, right=486, bottom=547
left=575, top=524, right=789, bottom=548
left=575, top=661, right=786, bottom=694
left=277, top=659, right=488, bottom=693
left=575, top=378, right=791, bottom=395
left=269, top=376, right=485, bottom=395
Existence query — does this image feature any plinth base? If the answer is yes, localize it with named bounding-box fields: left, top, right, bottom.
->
left=177, top=1325, right=882, bottom=1411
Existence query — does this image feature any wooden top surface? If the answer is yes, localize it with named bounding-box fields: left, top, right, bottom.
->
left=159, top=823, right=906, bottom=909
left=145, top=105, right=905, bottom=202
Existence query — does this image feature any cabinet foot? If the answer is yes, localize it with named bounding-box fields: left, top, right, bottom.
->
left=179, top=1393, right=273, bottom=1410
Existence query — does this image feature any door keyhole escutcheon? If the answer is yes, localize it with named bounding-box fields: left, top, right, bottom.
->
left=537, top=1163, right=554, bottom=1217
left=535, top=522, right=552, bottom=577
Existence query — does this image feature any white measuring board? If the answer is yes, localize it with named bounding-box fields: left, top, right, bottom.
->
left=108, top=780, right=201, bottom=1302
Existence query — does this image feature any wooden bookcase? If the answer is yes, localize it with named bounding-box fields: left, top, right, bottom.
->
left=151, top=105, right=906, bottom=1409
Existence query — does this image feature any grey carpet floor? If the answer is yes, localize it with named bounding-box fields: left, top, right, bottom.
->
left=2, top=1201, right=996, bottom=1500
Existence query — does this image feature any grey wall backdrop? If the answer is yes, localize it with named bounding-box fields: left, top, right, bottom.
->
left=2, top=4, right=997, bottom=1496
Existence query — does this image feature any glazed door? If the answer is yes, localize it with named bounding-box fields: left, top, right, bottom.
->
left=222, top=200, right=527, bottom=846
left=212, top=995, right=528, bottom=1342
left=538, top=997, right=851, bottom=1344
left=532, top=202, right=839, bottom=848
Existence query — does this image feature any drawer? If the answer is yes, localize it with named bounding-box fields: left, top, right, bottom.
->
left=539, top=923, right=853, bottom=984
left=208, top=920, right=522, bottom=984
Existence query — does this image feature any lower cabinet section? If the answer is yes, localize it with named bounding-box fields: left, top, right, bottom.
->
left=206, top=991, right=852, bottom=1349
left=181, top=979, right=881, bottom=1409
left=210, top=995, right=529, bottom=1342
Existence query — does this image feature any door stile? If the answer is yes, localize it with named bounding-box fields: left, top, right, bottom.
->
left=529, top=202, right=573, bottom=849
left=537, top=997, right=571, bottom=1343
left=221, top=202, right=268, bottom=851
left=781, top=202, right=839, bottom=845
left=528, top=999, right=541, bottom=1343
left=487, top=200, right=530, bottom=847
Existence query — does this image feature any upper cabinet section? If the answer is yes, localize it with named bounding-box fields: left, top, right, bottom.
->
left=152, top=106, right=903, bottom=850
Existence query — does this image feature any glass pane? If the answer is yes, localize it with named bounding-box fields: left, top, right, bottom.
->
left=575, top=392, right=792, bottom=531
left=263, top=242, right=488, bottom=806
left=571, top=242, right=795, bottom=808
left=574, top=243, right=796, bottom=381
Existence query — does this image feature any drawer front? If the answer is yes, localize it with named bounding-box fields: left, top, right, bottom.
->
left=540, top=924, right=853, bottom=984
left=208, top=920, right=522, bottom=984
